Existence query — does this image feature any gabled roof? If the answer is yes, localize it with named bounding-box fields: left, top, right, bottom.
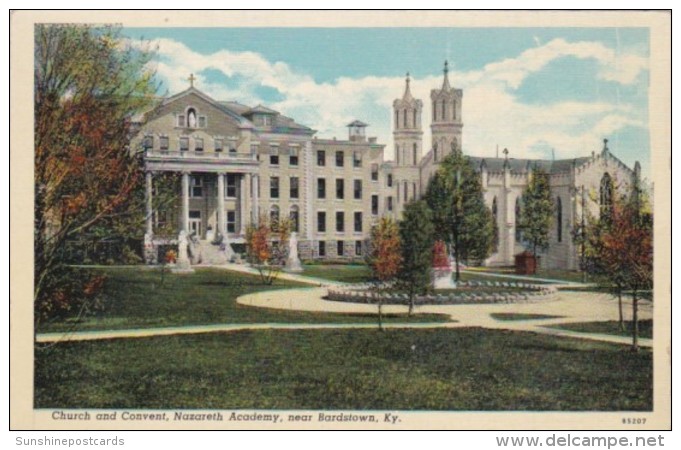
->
left=163, top=87, right=254, bottom=129
left=468, top=156, right=592, bottom=174
left=243, top=104, right=279, bottom=115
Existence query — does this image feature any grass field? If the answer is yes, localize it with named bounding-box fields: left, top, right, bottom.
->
left=301, top=264, right=373, bottom=283
left=34, top=328, right=652, bottom=411
left=37, top=268, right=448, bottom=334
left=547, top=320, right=653, bottom=340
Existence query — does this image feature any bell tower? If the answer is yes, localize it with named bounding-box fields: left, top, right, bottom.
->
left=392, top=72, right=423, bottom=167
left=430, top=61, right=463, bottom=162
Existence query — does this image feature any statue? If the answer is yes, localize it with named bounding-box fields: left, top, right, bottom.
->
left=284, top=232, right=303, bottom=272
left=172, top=230, right=194, bottom=273
left=188, top=110, right=197, bottom=128
left=432, top=240, right=456, bottom=289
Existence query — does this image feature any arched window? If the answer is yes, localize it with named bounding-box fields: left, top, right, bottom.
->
left=515, top=197, right=522, bottom=242
left=403, top=109, right=408, bottom=128
left=290, top=205, right=300, bottom=233
left=441, top=99, right=446, bottom=120
left=395, top=110, right=399, bottom=129
left=396, top=182, right=400, bottom=203
left=270, top=205, right=280, bottom=223
left=433, top=144, right=438, bottom=163
left=413, top=110, right=417, bottom=127
left=395, top=145, right=400, bottom=165
left=452, top=99, right=457, bottom=120
left=187, top=108, right=197, bottom=128
left=413, top=143, right=417, bottom=165
left=412, top=182, right=417, bottom=200
left=600, top=173, right=613, bottom=220
left=432, top=102, right=436, bottom=121
left=403, top=181, right=408, bottom=202
left=556, top=196, right=563, bottom=243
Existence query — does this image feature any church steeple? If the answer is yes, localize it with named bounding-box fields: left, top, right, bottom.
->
left=402, top=72, right=413, bottom=102
left=442, top=60, right=451, bottom=90
left=393, top=70, right=423, bottom=167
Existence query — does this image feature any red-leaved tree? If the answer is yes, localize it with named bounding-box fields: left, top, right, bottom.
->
left=366, top=217, right=402, bottom=330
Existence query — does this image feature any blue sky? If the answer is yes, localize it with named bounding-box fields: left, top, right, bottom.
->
left=124, top=27, right=650, bottom=177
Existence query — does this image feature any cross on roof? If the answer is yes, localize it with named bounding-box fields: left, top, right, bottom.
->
left=444, top=60, right=449, bottom=75
left=603, top=138, right=608, bottom=149
left=188, top=73, right=196, bottom=88
left=406, top=72, right=410, bottom=85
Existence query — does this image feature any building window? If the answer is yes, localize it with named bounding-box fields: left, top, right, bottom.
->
left=354, top=180, right=362, bottom=200
left=413, top=110, right=417, bottom=128
left=413, top=144, right=418, bottom=165
left=452, top=100, right=457, bottom=120
left=371, top=164, right=379, bottom=181
left=290, top=206, right=300, bottom=233
left=600, top=172, right=614, bottom=220
left=556, top=196, right=563, bottom=243
left=317, top=150, right=326, bottom=166
left=403, top=181, right=408, bottom=202
left=353, top=151, right=362, bottom=168
left=387, top=174, right=393, bottom=187
left=317, top=212, right=326, bottom=232
left=226, top=211, right=236, bottom=233
left=290, top=177, right=299, bottom=199
left=270, top=177, right=279, bottom=199
left=180, top=136, right=189, bottom=152
left=403, top=109, right=408, bottom=128
left=434, top=145, right=438, bottom=163
left=336, top=179, right=344, bottom=200
left=143, top=135, right=154, bottom=150
left=159, top=136, right=169, bottom=152
left=413, top=182, right=417, bottom=200
left=270, top=205, right=280, bottom=225
left=396, top=145, right=400, bottom=165
left=387, top=196, right=393, bottom=211
left=355, top=240, right=362, bottom=256
left=194, top=137, right=204, bottom=152
left=224, top=174, right=237, bottom=198
left=337, top=240, right=344, bottom=257
left=395, top=110, right=399, bottom=128
left=432, top=102, right=436, bottom=122
left=318, top=240, right=326, bottom=257
left=289, top=147, right=299, bottom=166
left=214, top=138, right=223, bottom=152
left=229, top=147, right=237, bottom=155
left=335, top=151, right=344, bottom=167
left=371, top=195, right=379, bottom=215
left=317, top=178, right=326, bottom=199
left=177, top=115, right=186, bottom=127
left=336, top=211, right=345, bottom=232
left=354, top=212, right=362, bottom=233
left=189, top=176, right=203, bottom=198
left=441, top=99, right=446, bottom=120
left=269, top=146, right=279, bottom=165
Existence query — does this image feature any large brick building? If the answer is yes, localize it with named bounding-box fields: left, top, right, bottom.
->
left=132, top=63, right=641, bottom=270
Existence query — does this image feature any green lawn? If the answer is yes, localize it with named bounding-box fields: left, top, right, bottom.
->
left=464, top=267, right=583, bottom=283
left=491, top=313, right=563, bottom=321
left=547, top=320, right=653, bottom=339
left=34, top=328, right=652, bottom=411
left=301, top=264, right=372, bottom=283
left=37, top=268, right=448, bottom=334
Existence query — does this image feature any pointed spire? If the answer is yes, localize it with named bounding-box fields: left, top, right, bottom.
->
left=442, top=60, right=451, bottom=90
left=402, top=71, right=413, bottom=101
left=602, top=138, right=609, bottom=155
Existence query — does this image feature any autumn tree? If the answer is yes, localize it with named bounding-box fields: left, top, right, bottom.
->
left=424, top=151, right=495, bottom=280
left=245, top=215, right=291, bottom=285
left=366, top=217, right=402, bottom=330
left=517, top=165, right=554, bottom=261
left=398, top=201, right=435, bottom=316
left=579, top=184, right=653, bottom=351
left=34, top=24, right=158, bottom=330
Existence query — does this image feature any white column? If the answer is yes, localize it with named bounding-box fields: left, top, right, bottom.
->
left=217, top=172, right=225, bottom=236
left=181, top=171, right=190, bottom=232
left=244, top=173, right=252, bottom=231
left=145, top=171, right=153, bottom=236
left=252, top=174, right=260, bottom=223
left=239, top=174, right=247, bottom=234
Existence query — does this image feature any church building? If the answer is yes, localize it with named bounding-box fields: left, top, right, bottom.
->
left=132, top=63, right=641, bottom=270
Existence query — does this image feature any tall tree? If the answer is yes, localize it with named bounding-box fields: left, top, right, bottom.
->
left=245, top=215, right=291, bottom=285
left=579, top=185, right=653, bottom=351
left=424, top=151, right=495, bottom=280
left=366, top=217, right=402, bottom=330
left=398, top=201, right=435, bottom=316
left=517, top=165, right=554, bottom=260
left=34, top=24, right=158, bottom=329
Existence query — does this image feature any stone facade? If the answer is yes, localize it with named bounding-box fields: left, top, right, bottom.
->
left=132, top=64, right=641, bottom=270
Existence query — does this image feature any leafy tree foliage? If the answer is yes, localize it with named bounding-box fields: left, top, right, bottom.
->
left=366, top=217, right=402, bottom=330
left=245, top=216, right=291, bottom=285
left=398, top=201, right=435, bottom=315
left=424, top=152, right=495, bottom=280
left=34, top=24, right=158, bottom=329
left=517, top=166, right=554, bottom=258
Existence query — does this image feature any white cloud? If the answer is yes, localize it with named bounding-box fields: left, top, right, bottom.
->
left=138, top=37, right=648, bottom=164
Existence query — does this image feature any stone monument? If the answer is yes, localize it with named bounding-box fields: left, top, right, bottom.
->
left=172, top=230, right=194, bottom=273
left=284, top=232, right=303, bottom=272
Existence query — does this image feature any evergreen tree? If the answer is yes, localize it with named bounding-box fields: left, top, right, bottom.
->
left=424, top=151, right=495, bottom=280
left=398, top=201, right=435, bottom=315
left=518, top=165, right=554, bottom=258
